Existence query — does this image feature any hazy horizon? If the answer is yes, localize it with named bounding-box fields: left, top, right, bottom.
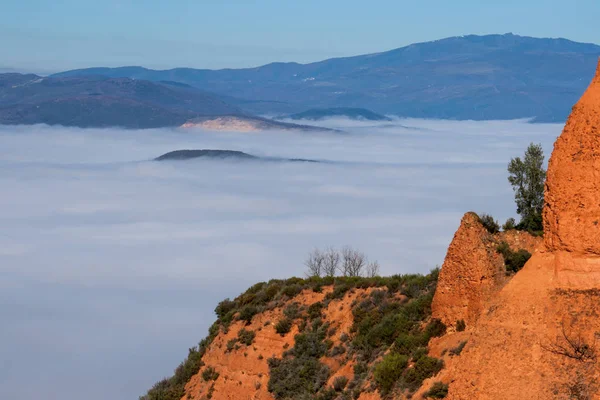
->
left=3, top=32, right=600, bottom=76
left=3, top=0, right=599, bottom=72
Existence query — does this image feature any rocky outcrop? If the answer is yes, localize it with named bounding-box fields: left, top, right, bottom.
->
left=431, top=213, right=542, bottom=328
left=431, top=213, right=505, bottom=328
left=444, top=60, right=600, bottom=400
left=544, top=61, right=600, bottom=256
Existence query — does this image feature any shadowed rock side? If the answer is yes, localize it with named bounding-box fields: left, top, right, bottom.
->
left=431, top=213, right=541, bottom=328
left=440, top=60, right=600, bottom=400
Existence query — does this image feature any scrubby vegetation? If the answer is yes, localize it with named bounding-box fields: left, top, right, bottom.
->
left=502, top=217, right=517, bottom=231
left=496, top=241, right=532, bottom=273
left=425, top=381, right=449, bottom=398
left=201, top=366, right=219, bottom=382
left=478, top=213, right=500, bottom=234
left=374, top=353, right=409, bottom=395
left=141, top=267, right=444, bottom=400
left=275, top=318, right=292, bottom=336
left=267, top=318, right=332, bottom=399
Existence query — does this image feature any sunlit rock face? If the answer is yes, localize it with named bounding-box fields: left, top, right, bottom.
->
left=544, top=60, right=600, bottom=255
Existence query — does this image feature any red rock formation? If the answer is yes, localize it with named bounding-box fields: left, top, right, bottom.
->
left=431, top=213, right=542, bottom=328
left=431, top=213, right=506, bottom=328
left=445, top=60, right=600, bottom=400
left=544, top=60, right=600, bottom=256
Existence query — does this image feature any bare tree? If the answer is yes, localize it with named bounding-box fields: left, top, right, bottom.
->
left=366, top=261, right=380, bottom=278
left=543, top=324, right=597, bottom=363
left=340, top=246, right=366, bottom=277
left=323, top=247, right=340, bottom=277
left=305, top=248, right=325, bottom=277
left=542, top=322, right=598, bottom=399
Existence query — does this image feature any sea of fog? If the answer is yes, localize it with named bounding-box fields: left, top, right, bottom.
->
left=0, top=118, right=561, bottom=399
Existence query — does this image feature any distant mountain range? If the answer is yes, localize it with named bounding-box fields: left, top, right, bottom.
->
left=0, top=74, right=240, bottom=128
left=2, top=34, right=599, bottom=128
left=53, top=34, right=600, bottom=122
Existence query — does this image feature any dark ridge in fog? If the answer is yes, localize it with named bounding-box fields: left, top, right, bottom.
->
left=155, top=149, right=319, bottom=163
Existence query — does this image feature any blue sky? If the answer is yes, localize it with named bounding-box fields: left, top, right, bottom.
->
left=2, top=0, right=598, bottom=73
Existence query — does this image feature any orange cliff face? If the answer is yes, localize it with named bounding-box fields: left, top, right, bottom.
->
left=431, top=213, right=505, bottom=328
left=431, top=212, right=541, bottom=329
left=544, top=61, right=600, bottom=257
left=440, top=60, right=600, bottom=400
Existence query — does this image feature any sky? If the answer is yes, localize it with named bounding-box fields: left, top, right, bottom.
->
left=0, top=118, right=561, bottom=399
left=2, top=0, right=599, bottom=73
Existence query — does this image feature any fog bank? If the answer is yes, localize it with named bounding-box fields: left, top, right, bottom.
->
left=0, top=119, right=561, bottom=399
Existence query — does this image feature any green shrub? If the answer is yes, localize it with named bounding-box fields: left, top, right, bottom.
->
left=292, top=325, right=328, bottom=358
left=478, top=213, right=500, bottom=234
left=283, top=302, right=301, bottom=320
left=316, top=388, right=337, bottom=400
left=353, top=362, right=368, bottom=377
left=201, top=366, right=219, bottom=382
left=456, top=319, right=466, bottom=332
left=237, top=328, right=256, bottom=346
left=374, top=353, right=409, bottom=395
left=394, top=333, right=427, bottom=357
left=268, top=357, right=330, bottom=399
left=424, top=319, right=447, bottom=340
left=308, top=302, right=324, bottom=320
left=330, top=344, right=346, bottom=356
left=226, top=338, right=237, bottom=352
left=496, top=242, right=531, bottom=273
left=425, top=381, right=449, bottom=398
left=502, top=217, right=516, bottom=231
left=275, top=318, right=292, bottom=336
left=215, top=298, right=235, bottom=319
left=333, top=376, right=349, bottom=392
left=402, top=356, right=444, bottom=391
left=411, top=347, right=428, bottom=361
left=239, top=305, right=258, bottom=324
left=268, top=318, right=331, bottom=399
left=282, top=284, right=302, bottom=298
left=402, top=293, right=433, bottom=321
left=327, top=282, right=352, bottom=300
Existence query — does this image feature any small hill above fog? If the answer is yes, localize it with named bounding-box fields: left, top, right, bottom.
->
left=281, top=107, right=391, bottom=121
left=54, top=34, right=600, bottom=121
left=155, top=149, right=258, bottom=161
left=181, top=115, right=334, bottom=132
left=155, top=149, right=318, bottom=163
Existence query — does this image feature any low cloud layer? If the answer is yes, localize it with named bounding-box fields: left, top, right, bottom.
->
left=0, top=119, right=561, bottom=399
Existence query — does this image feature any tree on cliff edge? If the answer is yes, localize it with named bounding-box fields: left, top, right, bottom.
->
left=507, top=143, right=546, bottom=232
